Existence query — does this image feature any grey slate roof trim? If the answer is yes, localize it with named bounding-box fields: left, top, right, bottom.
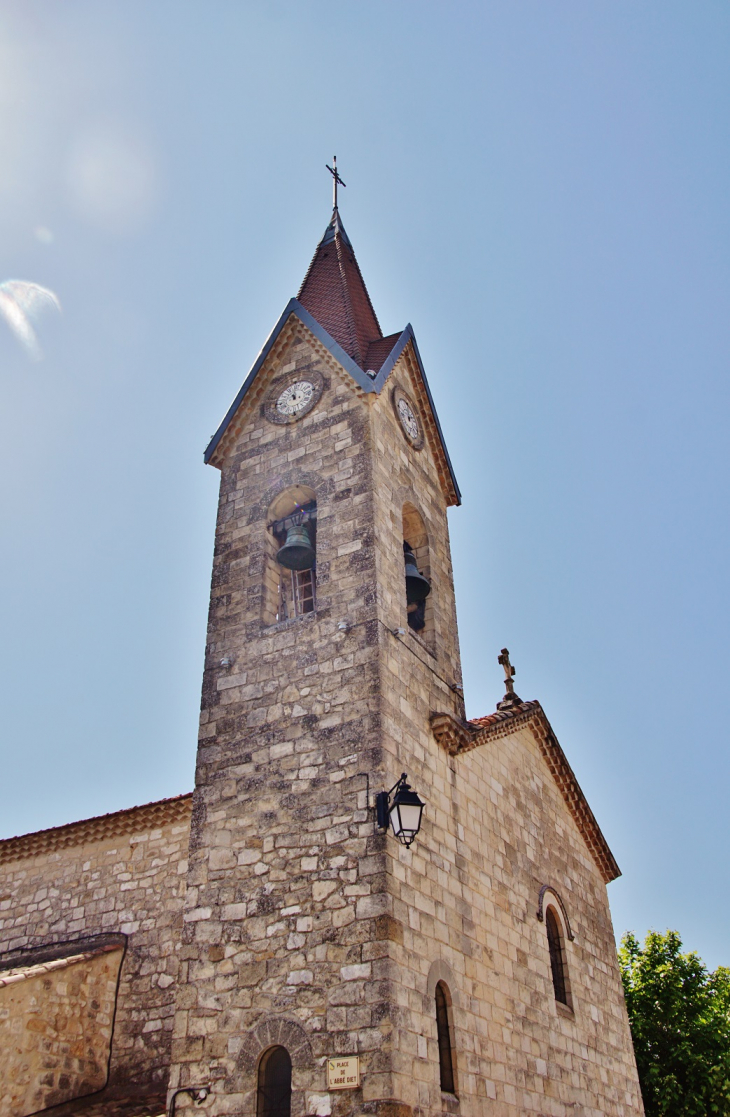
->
left=371, top=326, right=409, bottom=391
left=374, top=326, right=461, bottom=506
left=204, top=303, right=461, bottom=506
left=319, top=207, right=352, bottom=249
left=204, top=298, right=375, bottom=464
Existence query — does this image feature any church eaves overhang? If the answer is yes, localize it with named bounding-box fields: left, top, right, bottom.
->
left=430, top=702, right=621, bottom=884
left=0, top=793, right=192, bottom=867
left=203, top=298, right=461, bottom=506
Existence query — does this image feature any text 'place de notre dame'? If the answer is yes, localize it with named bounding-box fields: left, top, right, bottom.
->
left=0, top=172, right=644, bottom=1117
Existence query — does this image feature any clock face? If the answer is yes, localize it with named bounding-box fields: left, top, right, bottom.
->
left=264, top=370, right=325, bottom=425
left=276, top=381, right=315, bottom=416
left=391, top=386, right=424, bottom=449
left=397, top=397, right=420, bottom=441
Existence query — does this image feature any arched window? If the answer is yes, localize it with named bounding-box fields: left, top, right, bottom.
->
left=263, top=486, right=317, bottom=626
left=257, top=1045, right=292, bottom=1117
left=402, top=502, right=431, bottom=640
left=435, top=980, right=456, bottom=1094
left=545, top=906, right=570, bottom=1007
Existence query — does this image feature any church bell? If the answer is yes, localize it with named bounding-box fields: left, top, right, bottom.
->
left=404, top=543, right=431, bottom=604
left=277, top=523, right=315, bottom=571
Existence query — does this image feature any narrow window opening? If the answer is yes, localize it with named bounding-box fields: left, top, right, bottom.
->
left=257, top=1045, right=292, bottom=1117
left=277, top=557, right=316, bottom=621
left=546, top=907, right=570, bottom=1006
left=290, top=567, right=315, bottom=616
left=435, top=981, right=456, bottom=1094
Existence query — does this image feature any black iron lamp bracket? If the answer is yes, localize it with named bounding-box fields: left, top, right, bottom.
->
left=169, top=1086, right=211, bottom=1115
left=376, top=772, right=408, bottom=830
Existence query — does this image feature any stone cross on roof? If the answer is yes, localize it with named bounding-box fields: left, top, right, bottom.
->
left=326, top=156, right=346, bottom=210
left=497, top=647, right=522, bottom=710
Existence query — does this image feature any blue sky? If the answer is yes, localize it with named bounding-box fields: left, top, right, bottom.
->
left=0, top=1, right=728, bottom=969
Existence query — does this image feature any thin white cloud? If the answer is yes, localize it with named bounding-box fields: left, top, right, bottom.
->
left=0, top=279, right=61, bottom=360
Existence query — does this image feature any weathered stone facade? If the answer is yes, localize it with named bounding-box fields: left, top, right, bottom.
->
left=1, top=944, right=125, bottom=1117
left=0, top=796, right=191, bottom=1115
left=0, top=206, right=644, bottom=1117
left=170, top=320, right=393, bottom=1113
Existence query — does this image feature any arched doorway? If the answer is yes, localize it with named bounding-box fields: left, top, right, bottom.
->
left=257, top=1045, right=292, bottom=1117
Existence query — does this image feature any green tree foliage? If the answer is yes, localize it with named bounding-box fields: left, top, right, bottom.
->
left=619, top=930, right=730, bottom=1116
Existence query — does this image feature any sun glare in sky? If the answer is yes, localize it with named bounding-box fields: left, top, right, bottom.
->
left=0, top=279, right=60, bottom=360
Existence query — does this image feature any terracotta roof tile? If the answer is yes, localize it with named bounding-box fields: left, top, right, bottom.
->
left=298, top=209, right=382, bottom=368
left=0, top=944, right=122, bottom=988
left=0, top=792, right=192, bottom=865
left=33, top=1088, right=166, bottom=1117
left=364, top=333, right=401, bottom=374
left=469, top=702, right=539, bottom=731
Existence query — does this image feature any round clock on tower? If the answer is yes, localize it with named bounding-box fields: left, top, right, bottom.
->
left=276, top=380, right=315, bottom=416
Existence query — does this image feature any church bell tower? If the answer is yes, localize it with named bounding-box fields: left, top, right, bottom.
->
left=169, top=185, right=466, bottom=1115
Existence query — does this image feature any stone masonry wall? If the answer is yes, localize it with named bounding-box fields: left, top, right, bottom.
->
left=367, top=351, right=643, bottom=1115
left=384, top=718, right=643, bottom=1117
left=0, top=796, right=192, bottom=1114
left=0, top=946, right=124, bottom=1117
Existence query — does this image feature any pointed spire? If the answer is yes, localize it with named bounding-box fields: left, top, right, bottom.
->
left=297, top=207, right=383, bottom=370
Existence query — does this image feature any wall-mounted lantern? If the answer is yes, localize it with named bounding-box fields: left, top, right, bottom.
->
left=376, top=773, right=425, bottom=847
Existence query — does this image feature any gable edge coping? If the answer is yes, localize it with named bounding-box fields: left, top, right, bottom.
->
left=204, top=305, right=461, bottom=506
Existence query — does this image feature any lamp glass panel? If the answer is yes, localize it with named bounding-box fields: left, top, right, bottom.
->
left=398, top=802, right=423, bottom=835
left=389, top=803, right=404, bottom=836
left=389, top=801, right=423, bottom=840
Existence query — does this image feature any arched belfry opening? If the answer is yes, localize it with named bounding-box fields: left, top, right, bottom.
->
left=402, top=502, right=432, bottom=640
left=257, top=1046, right=292, bottom=1117
left=263, top=486, right=317, bottom=626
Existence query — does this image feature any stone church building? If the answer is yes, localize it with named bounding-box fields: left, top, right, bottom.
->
left=0, top=196, right=644, bottom=1117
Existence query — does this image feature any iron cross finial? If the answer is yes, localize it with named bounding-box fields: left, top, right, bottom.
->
left=497, top=648, right=522, bottom=710
left=326, top=156, right=346, bottom=210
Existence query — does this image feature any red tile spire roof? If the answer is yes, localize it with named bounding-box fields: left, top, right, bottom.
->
left=298, top=208, right=383, bottom=370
